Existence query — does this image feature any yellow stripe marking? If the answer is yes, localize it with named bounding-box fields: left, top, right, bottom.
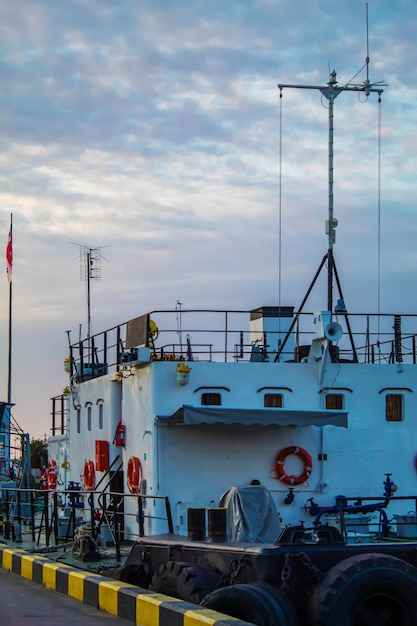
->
left=184, top=607, right=242, bottom=625
left=20, top=554, right=35, bottom=579
left=135, top=593, right=181, bottom=626
left=2, top=548, right=20, bottom=571
left=68, top=570, right=88, bottom=601
left=2, top=550, right=13, bottom=571
left=98, top=579, right=134, bottom=616
left=42, top=561, right=67, bottom=589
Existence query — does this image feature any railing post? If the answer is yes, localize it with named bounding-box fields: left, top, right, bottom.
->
left=137, top=496, right=144, bottom=537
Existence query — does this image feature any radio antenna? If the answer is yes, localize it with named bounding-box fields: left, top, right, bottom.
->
left=72, top=243, right=110, bottom=363
left=277, top=2, right=386, bottom=328
left=365, top=2, right=370, bottom=91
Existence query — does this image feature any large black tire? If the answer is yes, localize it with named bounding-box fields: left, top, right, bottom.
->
left=114, top=561, right=151, bottom=588
left=309, top=552, right=417, bottom=626
left=150, top=561, right=219, bottom=604
left=201, top=582, right=298, bottom=626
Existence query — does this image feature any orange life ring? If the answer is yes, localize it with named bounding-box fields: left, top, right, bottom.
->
left=127, top=456, right=142, bottom=494
left=47, top=459, right=57, bottom=490
left=275, top=446, right=312, bottom=486
left=83, top=460, right=95, bottom=491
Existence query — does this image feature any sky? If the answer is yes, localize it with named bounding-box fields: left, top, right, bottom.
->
left=0, top=0, right=416, bottom=439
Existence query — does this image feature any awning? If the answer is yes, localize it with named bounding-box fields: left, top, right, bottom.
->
left=157, top=406, right=348, bottom=428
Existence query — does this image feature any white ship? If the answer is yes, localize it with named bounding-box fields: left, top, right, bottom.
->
left=48, top=52, right=416, bottom=554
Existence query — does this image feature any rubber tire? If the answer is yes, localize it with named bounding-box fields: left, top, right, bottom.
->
left=309, top=552, right=417, bottom=626
left=150, top=561, right=219, bottom=603
left=114, top=561, right=151, bottom=588
left=201, top=582, right=298, bottom=626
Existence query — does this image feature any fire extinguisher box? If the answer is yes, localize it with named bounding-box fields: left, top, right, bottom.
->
left=95, top=440, right=110, bottom=471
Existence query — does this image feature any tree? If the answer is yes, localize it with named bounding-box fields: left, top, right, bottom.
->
left=30, top=438, right=48, bottom=469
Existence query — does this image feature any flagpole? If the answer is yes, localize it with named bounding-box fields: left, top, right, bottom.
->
left=6, top=213, right=12, bottom=405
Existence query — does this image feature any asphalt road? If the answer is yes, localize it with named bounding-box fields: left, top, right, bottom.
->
left=0, top=568, right=133, bottom=625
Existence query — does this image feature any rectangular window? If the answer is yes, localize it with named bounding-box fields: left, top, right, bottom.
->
left=201, top=393, right=221, bottom=406
left=76, top=409, right=81, bottom=434
left=326, top=394, right=344, bottom=410
left=264, top=393, right=283, bottom=408
left=87, top=405, right=92, bottom=431
left=386, top=394, right=403, bottom=422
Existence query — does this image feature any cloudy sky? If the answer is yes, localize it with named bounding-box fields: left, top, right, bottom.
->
left=0, top=0, right=416, bottom=439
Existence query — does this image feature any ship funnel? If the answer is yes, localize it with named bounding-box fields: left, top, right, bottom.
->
left=324, top=322, right=343, bottom=342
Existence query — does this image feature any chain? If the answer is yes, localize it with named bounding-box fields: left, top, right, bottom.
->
left=280, top=552, right=292, bottom=594
left=215, top=555, right=250, bottom=589
left=279, top=551, right=323, bottom=594
left=296, top=551, right=323, bottom=581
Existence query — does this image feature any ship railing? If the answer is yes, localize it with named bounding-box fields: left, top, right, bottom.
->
left=309, top=493, right=417, bottom=543
left=62, top=310, right=417, bottom=382
left=3, top=487, right=417, bottom=547
left=0, top=486, right=173, bottom=550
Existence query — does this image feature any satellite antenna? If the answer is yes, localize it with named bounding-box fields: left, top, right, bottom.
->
left=72, top=243, right=110, bottom=363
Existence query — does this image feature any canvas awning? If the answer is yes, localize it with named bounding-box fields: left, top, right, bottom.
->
left=157, top=406, right=348, bottom=428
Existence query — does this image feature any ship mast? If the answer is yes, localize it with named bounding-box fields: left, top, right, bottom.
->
left=278, top=5, right=386, bottom=316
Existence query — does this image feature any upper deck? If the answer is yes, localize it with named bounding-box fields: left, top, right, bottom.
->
left=65, top=307, right=417, bottom=381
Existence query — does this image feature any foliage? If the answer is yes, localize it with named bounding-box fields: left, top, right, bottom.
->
left=30, top=438, right=48, bottom=469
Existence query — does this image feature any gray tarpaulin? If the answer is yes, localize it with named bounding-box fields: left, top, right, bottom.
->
left=219, top=485, right=281, bottom=543
left=159, top=405, right=348, bottom=427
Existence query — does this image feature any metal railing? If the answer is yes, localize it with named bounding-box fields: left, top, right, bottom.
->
left=0, top=486, right=173, bottom=551
left=62, top=309, right=417, bottom=377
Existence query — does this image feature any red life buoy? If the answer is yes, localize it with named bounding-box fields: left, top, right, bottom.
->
left=127, top=456, right=142, bottom=494
left=275, top=446, right=312, bottom=486
left=83, top=460, right=95, bottom=491
left=47, top=459, right=57, bottom=490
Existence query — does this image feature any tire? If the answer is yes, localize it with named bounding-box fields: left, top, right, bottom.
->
left=201, top=582, right=298, bottom=626
left=114, top=561, right=151, bottom=588
left=150, top=561, right=219, bottom=604
left=309, top=552, right=417, bottom=626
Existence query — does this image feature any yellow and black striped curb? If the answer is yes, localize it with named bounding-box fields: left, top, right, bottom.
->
left=0, top=547, right=254, bottom=626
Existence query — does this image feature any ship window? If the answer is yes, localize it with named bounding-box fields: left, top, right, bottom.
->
left=86, top=403, right=92, bottom=431
left=386, top=394, right=403, bottom=422
left=76, top=408, right=81, bottom=434
left=264, top=393, right=283, bottom=408
left=326, top=394, right=344, bottom=410
left=201, top=393, right=221, bottom=406
left=98, top=403, right=104, bottom=430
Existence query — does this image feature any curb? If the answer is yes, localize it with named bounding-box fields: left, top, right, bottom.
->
left=0, top=547, right=253, bottom=625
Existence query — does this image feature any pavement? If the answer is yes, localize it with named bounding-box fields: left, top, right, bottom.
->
left=0, top=568, right=132, bottom=625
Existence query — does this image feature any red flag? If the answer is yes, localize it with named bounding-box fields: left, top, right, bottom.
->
left=6, top=226, right=12, bottom=282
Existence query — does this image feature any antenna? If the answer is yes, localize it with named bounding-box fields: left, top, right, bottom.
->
left=72, top=243, right=110, bottom=363
left=365, top=2, right=370, bottom=87
left=176, top=299, right=184, bottom=357
left=277, top=4, right=386, bottom=316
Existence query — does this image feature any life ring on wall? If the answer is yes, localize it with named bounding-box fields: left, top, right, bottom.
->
left=47, top=459, right=57, bottom=490
left=83, top=460, right=95, bottom=491
left=127, top=456, right=142, bottom=494
left=275, top=446, right=312, bottom=486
